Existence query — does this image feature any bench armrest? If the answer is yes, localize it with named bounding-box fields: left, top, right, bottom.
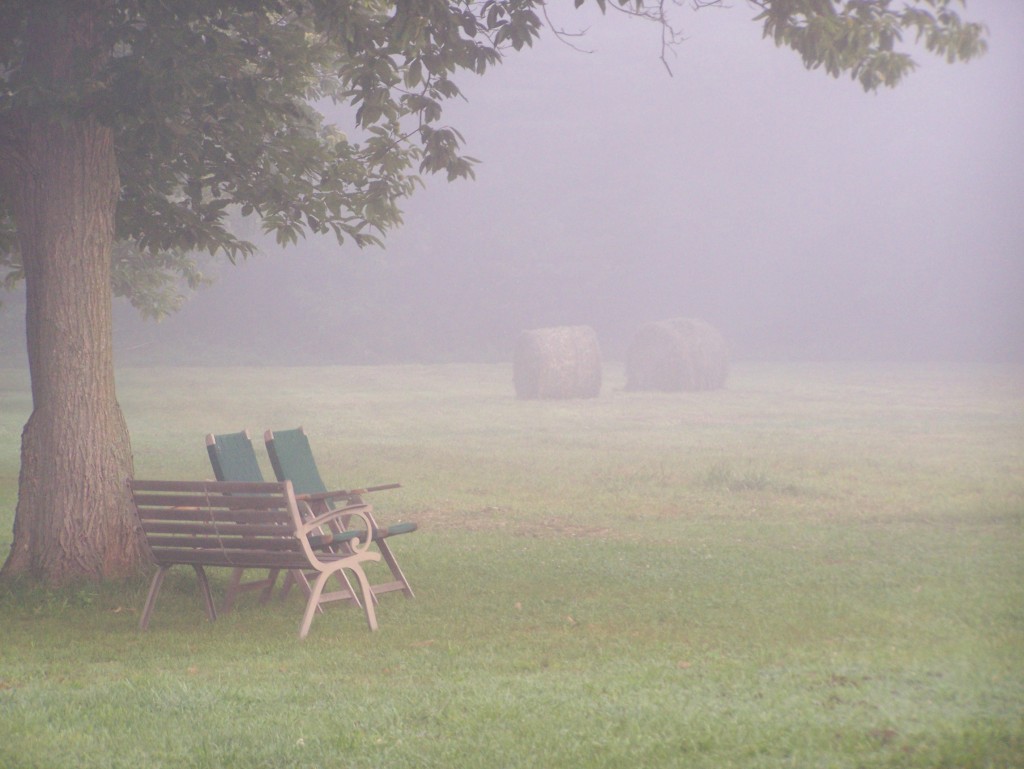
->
left=297, top=502, right=375, bottom=555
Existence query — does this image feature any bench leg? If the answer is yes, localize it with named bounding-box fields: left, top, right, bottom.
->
left=283, top=569, right=360, bottom=613
left=347, top=564, right=379, bottom=632
left=297, top=565, right=378, bottom=639
left=140, top=566, right=217, bottom=629
left=139, top=566, right=170, bottom=631
left=299, top=572, right=331, bottom=639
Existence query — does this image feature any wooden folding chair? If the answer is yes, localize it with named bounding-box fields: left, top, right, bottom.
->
left=264, top=426, right=416, bottom=600
left=206, top=430, right=362, bottom=612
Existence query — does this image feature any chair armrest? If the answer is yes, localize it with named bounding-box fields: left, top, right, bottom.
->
left=296, top=483, right=401, bottom=503
left=358, top=483, right=402, bottom=494
left=296, top=490, right=356, bottom=504
left=299, top=500, right=369, bottom=531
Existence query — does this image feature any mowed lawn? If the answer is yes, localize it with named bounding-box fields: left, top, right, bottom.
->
left=0, top=362, right=1021, bottom=768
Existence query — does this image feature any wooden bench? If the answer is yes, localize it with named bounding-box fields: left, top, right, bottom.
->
left=128, top=479, right=382, bottom=638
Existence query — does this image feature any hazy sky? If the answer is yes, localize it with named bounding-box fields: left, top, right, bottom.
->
left=377, top=0, right=1023, bottom=363
left=4, top=0, right=1022, bottom=365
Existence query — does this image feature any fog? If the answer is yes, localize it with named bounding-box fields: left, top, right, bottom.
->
left=6, top=1, right=1024, bottom=365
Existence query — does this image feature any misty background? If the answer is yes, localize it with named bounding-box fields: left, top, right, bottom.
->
left=2, top=0, right=1022, bottom=366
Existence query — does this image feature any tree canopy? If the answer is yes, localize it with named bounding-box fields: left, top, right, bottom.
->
left=0, top=0, right=988, bottom=585
left=0, top=0, right=539, bottom=314
left=0, top=1, right=987, bottom=305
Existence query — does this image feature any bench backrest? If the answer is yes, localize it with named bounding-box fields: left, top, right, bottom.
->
left=129, top=479, right=313, bottom=570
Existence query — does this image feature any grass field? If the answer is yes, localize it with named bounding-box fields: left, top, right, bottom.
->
left=0, top=362, right=1022, bottom=768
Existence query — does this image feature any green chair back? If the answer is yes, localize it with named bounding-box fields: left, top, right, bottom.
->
left=265, top=428, right=328, bottom=494
left=207, top=430, right=266, bottom=482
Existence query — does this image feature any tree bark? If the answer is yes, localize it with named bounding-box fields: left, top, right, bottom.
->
left=0, top=1, right=144, bottom=585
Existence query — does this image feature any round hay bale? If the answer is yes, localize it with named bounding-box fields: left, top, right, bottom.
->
left=513, top=325, right=602, bottom=400
left=625, top=318, right=729, bottom=392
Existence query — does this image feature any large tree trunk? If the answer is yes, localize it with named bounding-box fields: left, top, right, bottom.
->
left=0, top=1, right=144, bottom=585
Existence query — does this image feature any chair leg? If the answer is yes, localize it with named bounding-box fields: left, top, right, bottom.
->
left=139, top=566, right=170, bottom=630
left=280, top=569, right=298, bottom=599
left=192, top=564, right=217, bottom=622
left=282, top=569, right=322, bottom=603
left=332, top=569, right=362, bottom=607
left=222, top=567, right=244, bottom=613
left=223, top=567, right=281, bottom=613
left=376, top=538, right=415, bottom=598
left=258, top=569, right=281, bottom=603
left=320, top=505, right=413, bottom=600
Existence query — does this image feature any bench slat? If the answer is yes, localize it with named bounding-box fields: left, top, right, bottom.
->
left=138, top=520, right=294, bottom=536
left=131, top=493, right=291, bottom=510
left=147, top=548, right=312, bottom=568
left=135, top=509, right=291, bottom=525
left=146, top=546, right=364, bottom=568
left=131, top=479, right=286, bottom=494
left=144, top=534, right=304, bottom=551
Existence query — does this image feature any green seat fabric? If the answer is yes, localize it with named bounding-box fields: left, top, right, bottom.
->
left=265, top=428, right=328, bottom=494
left=208, top=431, right=364, bottom=552
left=266, top=427, right=415, bottom=542
left=207, top=431, right=265, bottom=482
